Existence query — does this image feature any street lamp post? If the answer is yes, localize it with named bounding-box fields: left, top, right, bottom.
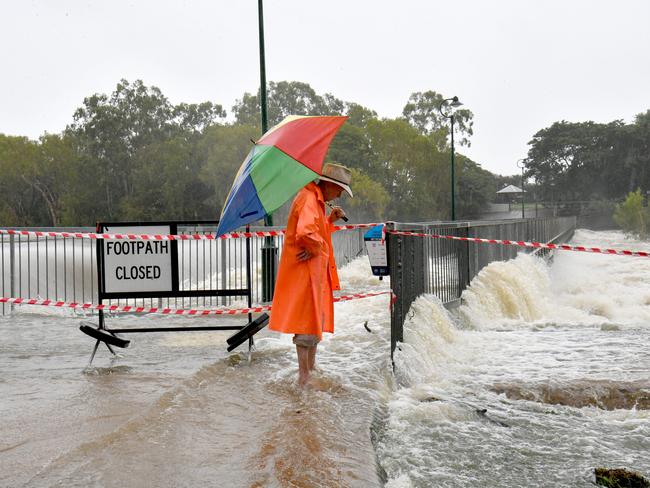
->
left=439, top=96, right=463, bottom=220
left=517, top=159, right=526, bottom=219
left=258, top=0, right=268, bottom=136
left=258, top=0, right=277, bottom=302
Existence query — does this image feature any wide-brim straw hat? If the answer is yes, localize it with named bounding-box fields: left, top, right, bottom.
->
left=318, top=163, right=353, bottom=197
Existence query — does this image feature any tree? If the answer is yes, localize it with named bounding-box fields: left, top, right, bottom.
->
left=402, top=91, right=474, bottom=148
left=199, top=124, right=260, bottom=215
left=525, top=120, right=631, bottom=202
left=366, top=118, right=449, bottom=220
left=19, top=78, right=650, bottom=227
left=327, top=124, right=375, bottom=178
left=342, top=168, right=390, bottom=222
left=173, top=102, right=226, bottom=134
left=0, top=135, right=39, bottom=225
left=456, top=156, right=500, bottom=219
left=627, top=110, right=650, bottom=193
left=0, top=134, right=81, bottom=226
left=29, top=134, right=78, bottom=225
left=344, top=103, right=377, bottom=128
left=233, top=81, right=335, bottom=128
left=613, top=189, right=649, bottom=237
left=232, top=80, right=377, bottom=130
left=67, top=79, right=225, bottom=219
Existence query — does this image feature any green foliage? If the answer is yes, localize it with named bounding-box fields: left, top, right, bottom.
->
left=0, top=133, right=80, bottom=226
left=613, top=190, right=650, bottom=238
left=0, top=78, right=505, bottom=227
left=232, top=81, right=342, bottom=127
left=456, top=157, right=499, bottom=218
left=365, top=118, right=449, bottom=220
left=402, top=90, right=474, bottom=148
left=66, top=79, right=225, bottom=220
left=232, top=80, right=377, bottom=130
left=6, top=77, right=648, bottom=229
left=327, top=124, right=375, bottom=176
left=345, top=103, right=378, bottom=128
left=525, top=115, right=650, bottom=204
left=0, top=134, right=38, bottom=225
left=343, top=168, right=390, bottom=222
left=199, top=124, right=260, bottom=215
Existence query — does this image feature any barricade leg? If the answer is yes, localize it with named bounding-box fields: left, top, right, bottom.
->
left=88, top=340, right=101, bottom=366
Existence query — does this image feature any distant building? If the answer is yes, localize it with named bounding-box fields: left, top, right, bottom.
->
left=495, top=184, right=524, bottom=203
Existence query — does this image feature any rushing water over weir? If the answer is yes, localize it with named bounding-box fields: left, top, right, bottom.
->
left=1, top=229, right=649, bottom=487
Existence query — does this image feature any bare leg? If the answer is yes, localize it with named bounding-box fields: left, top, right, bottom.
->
left=308, top=344, right=317, bottom=371
left=296, top=345, right=311, bottom=387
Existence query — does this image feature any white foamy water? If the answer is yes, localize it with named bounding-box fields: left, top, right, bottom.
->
left=377, top=229, right=650, bottom=487
left=1, top=229, right=649, bottom=487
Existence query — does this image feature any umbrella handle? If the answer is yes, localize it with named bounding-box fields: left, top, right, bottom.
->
left=326, top=202, right=349, bottom=222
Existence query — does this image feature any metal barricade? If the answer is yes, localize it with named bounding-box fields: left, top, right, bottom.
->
left=0, top=224, right=368, bottom=315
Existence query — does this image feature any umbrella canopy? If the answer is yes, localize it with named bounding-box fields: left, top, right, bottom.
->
left=216, top=115, right=348, bottom=236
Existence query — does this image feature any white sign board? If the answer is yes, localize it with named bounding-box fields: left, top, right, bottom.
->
left=103, top=225, right=173, bottom=293
left=366, top=240, right=388, bottom=267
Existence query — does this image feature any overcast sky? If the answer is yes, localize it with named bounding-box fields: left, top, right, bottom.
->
left=2, top=0, right=649, bottom=175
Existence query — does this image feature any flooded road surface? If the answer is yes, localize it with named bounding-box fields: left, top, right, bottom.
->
left=2, top=230, right=649, bottom=487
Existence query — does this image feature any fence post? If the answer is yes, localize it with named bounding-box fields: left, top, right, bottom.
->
left=261, top=236, right=278, bottom=302
left=220, top=239, right=227, bottom=306
left=460, top=225, right=471, bottom=294
left=386, top=223, right=402, bottom=360
left=388, top=222, right=428, bottom=362
left=10, top=234, right=15, bottom=312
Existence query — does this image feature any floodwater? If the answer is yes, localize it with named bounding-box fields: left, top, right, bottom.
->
left=1, top=229, right=649, bottom=487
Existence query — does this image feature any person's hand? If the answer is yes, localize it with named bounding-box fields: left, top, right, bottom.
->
left=329, top=206, right=347, bottom=223
left=296, top=249, right=313, bottom=262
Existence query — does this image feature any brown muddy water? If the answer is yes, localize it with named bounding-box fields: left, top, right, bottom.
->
left=2, top=230, right=650, bottom=487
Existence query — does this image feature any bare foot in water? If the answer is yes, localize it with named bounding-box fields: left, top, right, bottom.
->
left=297, top=370, right=310, bottom=388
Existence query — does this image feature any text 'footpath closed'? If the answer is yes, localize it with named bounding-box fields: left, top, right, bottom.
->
left=106, top=241, right=169, bottom=255
left=115, top=265, right=161, bottom=280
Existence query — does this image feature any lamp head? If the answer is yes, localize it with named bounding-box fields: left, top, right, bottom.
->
left=438, top=96, right=463, bottom=117
left=449, top=96, right=463, bottom=108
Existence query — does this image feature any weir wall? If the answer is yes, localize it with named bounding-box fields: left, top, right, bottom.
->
left=387, top=216, right=577, bottom=357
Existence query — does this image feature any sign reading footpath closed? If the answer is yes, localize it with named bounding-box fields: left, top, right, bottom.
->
left=103, top=225, right=174, bottom=293
left=84, top=220, right=256, bottom=366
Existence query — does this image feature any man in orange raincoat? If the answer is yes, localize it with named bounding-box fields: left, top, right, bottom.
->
left=269, top=163, right=353, bottom=387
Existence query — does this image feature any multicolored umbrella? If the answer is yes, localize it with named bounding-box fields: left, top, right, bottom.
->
left=216, top=115, right=348, bottom=236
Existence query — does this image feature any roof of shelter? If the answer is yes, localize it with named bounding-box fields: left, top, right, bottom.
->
left=496, top=184, right=524, bottom=194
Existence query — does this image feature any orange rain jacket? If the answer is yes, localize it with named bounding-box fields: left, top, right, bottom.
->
left=268, top=182, right=341, bottom=338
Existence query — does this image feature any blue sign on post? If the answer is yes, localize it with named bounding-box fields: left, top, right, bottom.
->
left=364, top=225, right=389, bottom=277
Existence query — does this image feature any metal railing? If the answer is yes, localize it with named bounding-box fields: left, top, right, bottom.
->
left=388, top=216, right=576, bottom=356
left=0, top=224, right=367, bottom=315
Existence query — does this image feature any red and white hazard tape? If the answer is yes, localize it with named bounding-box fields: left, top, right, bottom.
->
left=386, top=230, right=650, bottom=258
left=0, top=291, right=390, bottom=316
left=3, top=225, right=647, bottom=259
left=334, top=291, right=389, bottom=302
left=0, top=223, right=381, bottom=242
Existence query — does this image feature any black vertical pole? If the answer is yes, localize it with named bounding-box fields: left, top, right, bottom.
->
left=95, top=224, right=105, bottom=330
left=246, top=225, right=255, bottom=350
left=521, top=166, right=525, bottom=219
left=386, top=223, right=401, bottom=362
left=258, top=0, right=268, bottom=136
left=258, top=0, right=278, bottom=302
left=450, top=115, right=456, bottom=221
